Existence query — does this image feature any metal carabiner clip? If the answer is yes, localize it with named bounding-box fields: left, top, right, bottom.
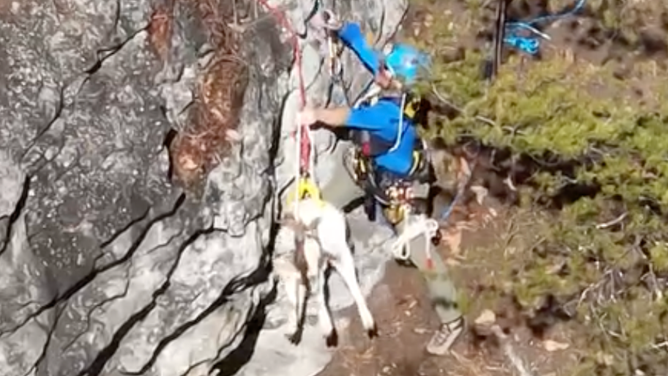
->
left=329, top=55, right=343, bottom=82
left=321, top=9, right=339, bottom=29
left=326, top=35, right=343, bottom=81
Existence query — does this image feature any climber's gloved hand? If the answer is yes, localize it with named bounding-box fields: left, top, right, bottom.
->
left=374, top=65, right=395, bottom=90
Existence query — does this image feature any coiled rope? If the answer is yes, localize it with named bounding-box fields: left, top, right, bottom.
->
left=504, top=0, right=586, bottom=55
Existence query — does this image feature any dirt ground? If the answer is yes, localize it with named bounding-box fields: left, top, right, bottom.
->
left=317, top=0, right=668, bottom=375
left=317, top=201, right=576, bottom=376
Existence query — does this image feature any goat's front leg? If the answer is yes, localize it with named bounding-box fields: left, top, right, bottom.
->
left=283, top=276, right=305, bottom=344
left=316, top=266, right=337, bottom=347
left=331, top=249, right=378, bottom=338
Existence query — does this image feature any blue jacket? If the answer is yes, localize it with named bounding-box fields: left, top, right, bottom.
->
left=336, top=22, right=418, bottom=177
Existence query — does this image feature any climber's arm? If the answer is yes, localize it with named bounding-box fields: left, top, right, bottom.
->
left=311, top=107, right=350, bottom=128
left=336, top=22, right=381, bottom=76
left=312, top=102, right=396, bottom=130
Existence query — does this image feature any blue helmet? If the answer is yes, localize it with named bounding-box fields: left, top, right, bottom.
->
left=383, top=43, right=431, bottom=86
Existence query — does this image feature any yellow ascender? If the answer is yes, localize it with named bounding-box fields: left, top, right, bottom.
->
left=286, top=176, right=324, bottom=208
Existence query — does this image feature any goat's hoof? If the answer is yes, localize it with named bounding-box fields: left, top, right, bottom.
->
left=325, top=330, right=338, bottom=347
left=286, top=331, right=302, bottom=345
left=366, top=323, right=379, bottom=339
left=431, top=231, right=442, bottom=246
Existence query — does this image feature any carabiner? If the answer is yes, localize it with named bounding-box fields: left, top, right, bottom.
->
left=327, top=34, right=344, bottom=81
left=285, top=175, right=324, bottom=208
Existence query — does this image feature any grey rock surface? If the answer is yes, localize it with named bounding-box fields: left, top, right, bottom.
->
left=0, top=0, right=406, bottom=374
left=251, top=0, right=407, bottom=375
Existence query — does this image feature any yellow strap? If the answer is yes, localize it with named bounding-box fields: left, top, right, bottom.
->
left=285, top=176, right=325, bottom=208
left=365, top=31, right=375, bottom=46
left=366, top=91, right=422, bottom=121
left=408, top=150, right=423, bottom=176
left=402, top=95, right=422, bottom=120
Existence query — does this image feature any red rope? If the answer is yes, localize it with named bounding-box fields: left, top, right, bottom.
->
left=254, top=0, right=311, bottom=175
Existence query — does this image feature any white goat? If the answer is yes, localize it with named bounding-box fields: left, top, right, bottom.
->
left=272, top=197, right=378, bottom=347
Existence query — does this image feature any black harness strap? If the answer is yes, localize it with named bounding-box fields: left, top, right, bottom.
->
left=347, top=91, right=433, bottom=223
left=357, top=93, right=424, bottom=158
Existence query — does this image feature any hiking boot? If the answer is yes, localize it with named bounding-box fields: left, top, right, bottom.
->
left=426, top=317, right=464, bottom=355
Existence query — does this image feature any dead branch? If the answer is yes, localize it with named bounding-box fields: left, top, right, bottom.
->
left=595, top=212, right=628, bottom=229
left=430, top=84, right=498, bottom=127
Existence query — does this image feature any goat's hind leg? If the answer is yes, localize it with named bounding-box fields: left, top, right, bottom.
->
left=317, top=266, right=338, bottom=347
left=331, top=249, right=378, bottom=338
left=284, top=276, right=307, bottom=345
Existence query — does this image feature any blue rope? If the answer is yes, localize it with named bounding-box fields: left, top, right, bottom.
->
left=439, top=165, right=475, bottom=221
left=504, top=0, right=586, bottom=55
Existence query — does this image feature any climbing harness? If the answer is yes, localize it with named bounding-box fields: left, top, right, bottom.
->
left=347, top=89, right=429, bottom=222
left=390, top=157, right=475, bottom=271
left=504, top=0, right=586, bottom=56
left=356, top=91, right=424, bottom=157
left=382, top=184, right=413, bottom=224
left=255, top=0, right=323, bottom=212
left=349, top=87, right=438, bottom=270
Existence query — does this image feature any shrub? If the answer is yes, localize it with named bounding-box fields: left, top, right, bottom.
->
left=404, top=0, right=668, bottom=374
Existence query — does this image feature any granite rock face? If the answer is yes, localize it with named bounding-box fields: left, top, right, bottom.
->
left=0, top=0, right=406, bottom=375
left=240, top=0, right=407, bottom=375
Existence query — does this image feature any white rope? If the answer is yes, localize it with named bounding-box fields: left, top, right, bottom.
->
left=307, top=126, right=316, bottom=182
left=354, top=83, right=382, bottom=108
left=387, top=92, right=406, bottom=153
left=353, top=84, right=406, bottom=154
left=293, top=111, right=302, bottom=217
left=292, top=100, right=318, bottom=220
left=390, top=211, right=439, bottom=261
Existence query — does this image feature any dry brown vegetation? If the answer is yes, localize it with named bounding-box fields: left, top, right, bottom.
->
left=148, top=0, right=250, bottom=188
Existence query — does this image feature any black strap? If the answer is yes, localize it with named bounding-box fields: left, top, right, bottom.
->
left=381, top=94, right=422, bottom=122
left=356, top=94, right=425, bottom=158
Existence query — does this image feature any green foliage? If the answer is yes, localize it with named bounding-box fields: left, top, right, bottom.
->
left=405, top=0, right=668, bottom=374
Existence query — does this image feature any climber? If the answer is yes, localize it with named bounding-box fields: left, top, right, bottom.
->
left=303, top=15, right=431, bottom=214
left=298, top=15, right=465, bottom=356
